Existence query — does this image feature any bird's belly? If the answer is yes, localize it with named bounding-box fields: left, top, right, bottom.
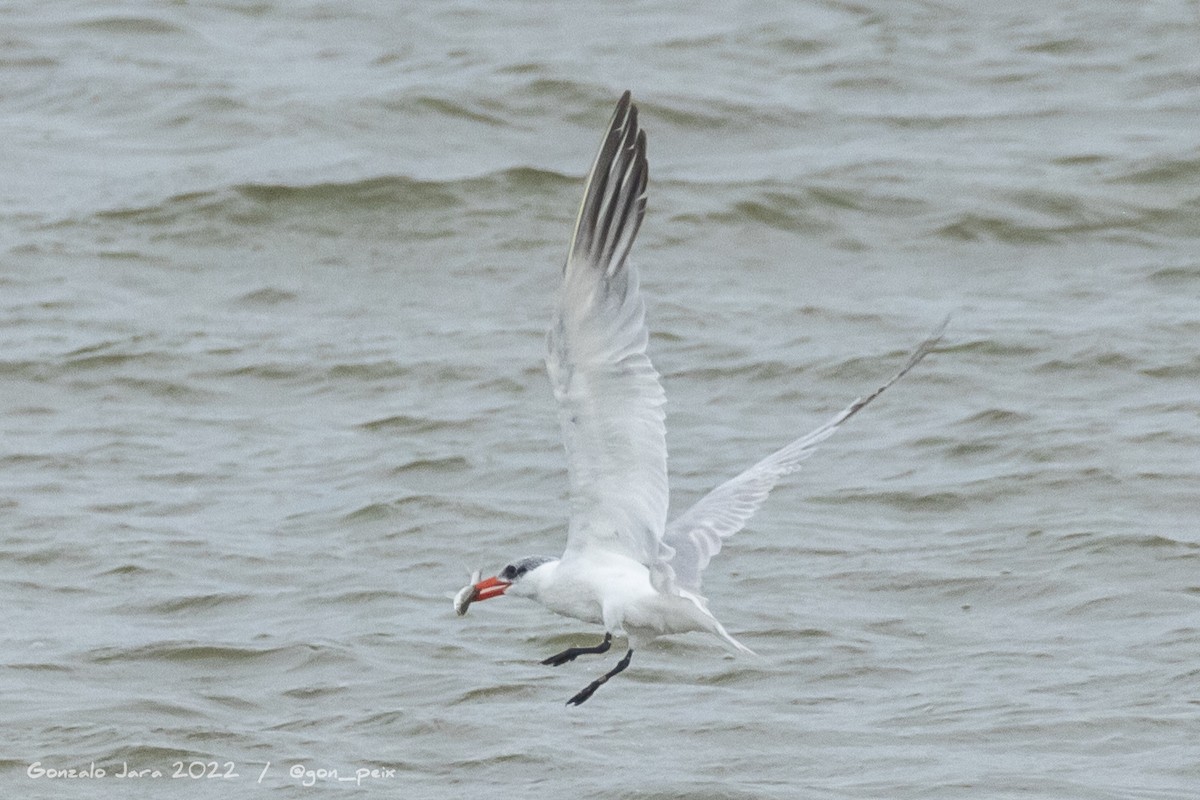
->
left=540, top=586, right=605, bottom=626
left=540, top=552, right=655, bottom=629
left=624, top=593, right=708, bottom=636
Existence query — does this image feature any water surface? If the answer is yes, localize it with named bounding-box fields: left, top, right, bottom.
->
left=2, top=2, right=1198, bottom=797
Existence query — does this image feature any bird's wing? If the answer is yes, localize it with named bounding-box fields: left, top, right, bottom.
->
left=662, top=320, right=946, bottom=593
left=546, top=92, right=668, bottom=567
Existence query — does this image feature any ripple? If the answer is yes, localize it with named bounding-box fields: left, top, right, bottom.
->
left=1147, top=264, right=1200, bottom=287
left=411, top=96, right=508, bottom=127
left=72, top=16, right=188, bottom=36
left=837, top=489, right=971, bottom=512
left=449, top=683, right=537, bottom=705
left=138, top=593, right=254, bottom=614
left=389, top=456, right=471, bottom=475
left=935, top=212, right=1059, bottom=244
left=1141, top=355, right=1200, bottom=379
left=85, top=641, right=352, bottom=667
left=235, top=287, right=297, bottom=307
left=1112, top=155, right=1200, bottom=187
left=956, top=408, right=1035, bottom=426
left=1055, top=531, right=1200, bottom=555
left=356, top=414, right=459, bottom=434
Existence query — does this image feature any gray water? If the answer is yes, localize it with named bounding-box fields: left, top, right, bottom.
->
left=2, top=1, right=1198, bottom=797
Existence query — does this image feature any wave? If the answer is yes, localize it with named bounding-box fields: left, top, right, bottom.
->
left=1111, top=154, right=1200, bottom=187
left=71, top=15, right=188, bottom=36
left=94, top=168, right=575, bottom=226
left=356, top=414, right=471, bottom=434
left=86, top=640, right=355, bottom=667
left=83, top=167, right=582, bottom=248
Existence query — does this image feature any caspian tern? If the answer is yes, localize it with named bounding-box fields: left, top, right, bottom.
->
left=455, top=91, right=945, bottom=706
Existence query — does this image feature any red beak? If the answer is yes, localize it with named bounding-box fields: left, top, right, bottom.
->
left=472, top=576, right=510, bottom=601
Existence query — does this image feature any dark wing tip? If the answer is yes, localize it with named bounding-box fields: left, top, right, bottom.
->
left=841, top=317, right=949, bottom=422
left=566, top=92, right=649, bottom=276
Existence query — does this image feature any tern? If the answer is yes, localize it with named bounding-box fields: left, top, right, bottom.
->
left=454, top=91, right=944, bottom=706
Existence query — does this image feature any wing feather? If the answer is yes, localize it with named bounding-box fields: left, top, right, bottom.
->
left=547, top=92, right=668, bottom=566
left=662, top=320, right=947, bottom=592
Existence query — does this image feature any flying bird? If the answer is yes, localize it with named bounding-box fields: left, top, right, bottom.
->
left=454, top=91, right=944, bottom=706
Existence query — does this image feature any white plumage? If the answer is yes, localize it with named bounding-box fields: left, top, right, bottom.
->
left=456, top=91, right=944, bottom=706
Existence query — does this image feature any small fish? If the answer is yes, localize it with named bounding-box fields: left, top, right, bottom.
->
left=454, top=569, right=482, bottom=616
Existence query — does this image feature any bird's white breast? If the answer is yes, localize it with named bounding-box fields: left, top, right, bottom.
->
left=532, top=551, right=657, bottom=631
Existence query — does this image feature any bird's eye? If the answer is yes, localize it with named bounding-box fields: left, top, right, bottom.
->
left=501, top=565, right=516, bottom=580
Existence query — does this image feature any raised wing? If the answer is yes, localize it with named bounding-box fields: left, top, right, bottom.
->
left=663, top=320, right=947, bottom=593
left=546, top=92, right=668, bottom=566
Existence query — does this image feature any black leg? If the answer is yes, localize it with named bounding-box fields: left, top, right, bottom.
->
left=541, top=633, right=612, bottom=667
left=566, top=649, right=633, bottom=706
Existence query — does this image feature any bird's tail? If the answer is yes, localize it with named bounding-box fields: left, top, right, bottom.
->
left=711, top=617, right=757, bottom=657
left=679, top=589, right=757, bottom=656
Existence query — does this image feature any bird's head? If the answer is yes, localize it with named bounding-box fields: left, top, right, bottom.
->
left=460, top=555, right=557, bottom=611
